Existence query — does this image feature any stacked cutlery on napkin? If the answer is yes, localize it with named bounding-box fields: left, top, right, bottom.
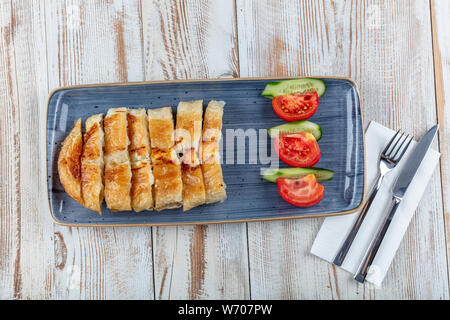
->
left=311, top=121, right=440, bottom=286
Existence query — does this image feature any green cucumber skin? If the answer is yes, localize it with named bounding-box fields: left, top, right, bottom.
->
left=262, top=78, right=326, bottom=98
left=267, top=121, right=322, bottom=141
left=262, top=168, right=334, bottom=183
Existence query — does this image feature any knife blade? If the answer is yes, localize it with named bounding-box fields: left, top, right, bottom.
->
left=392, top=124, right=439, bottom=199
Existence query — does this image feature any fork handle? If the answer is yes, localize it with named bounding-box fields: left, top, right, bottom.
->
left=333, top=173, right=384, bottom=266
left=354, top=197, right=401, bottom=283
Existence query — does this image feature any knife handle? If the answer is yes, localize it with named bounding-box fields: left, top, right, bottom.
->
left=354, top=196, right=401, bottom=283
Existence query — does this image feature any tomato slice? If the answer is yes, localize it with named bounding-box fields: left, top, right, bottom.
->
left=272, top=91, right=319, bottom=121
left=274, top=132, right=321, bottom=167
left=277, top=174, right=324, bottom=207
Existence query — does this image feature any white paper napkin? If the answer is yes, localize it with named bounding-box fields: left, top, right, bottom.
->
left=310, top=121, right=440, bottom=286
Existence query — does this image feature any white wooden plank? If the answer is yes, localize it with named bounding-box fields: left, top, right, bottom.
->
left=0, top=0, right=21, bottom=299
left=44, top=0, right=154, bottom=299
left=142, top=0, right=249, bottom=299
left=237, top=0, right=448, bottom=299
left=431, top=0, right=450, bottom=288
left=7, top=0, right=56, bottom=299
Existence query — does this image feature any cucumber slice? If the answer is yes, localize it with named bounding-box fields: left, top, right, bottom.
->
left=262, top=78, right=326, bottom=98
left=267, top=120, right=322, bottom=141
left=262, top=167, right=334, bottom=183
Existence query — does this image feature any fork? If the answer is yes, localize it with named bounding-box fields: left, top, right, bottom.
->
left=332, top=130, right=413, bottom=267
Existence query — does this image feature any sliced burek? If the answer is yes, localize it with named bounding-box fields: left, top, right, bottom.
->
left=127, top=108, right=151, bottom=163
left=130, top=160, right=153, bottom=212
left=58, top=118, right=83, bottom=205
left=151, top=162, right=183, bottom=210
left=175, top=100, right=203, bottom=153
left=176, top=100, right=206, bottom=211
left=104, top=107, right=129, bottom=165
left=127, top=108, right=154, bottom=212
left=181, top=156, right=206, bottom=210
left=81, top=114, right=105, bottom=214
left=148, top=107, right=182, bottom=211
left=201, top=100, right=227, bottom=204
left=103, top=107, right=132, bottom=211
left=104, top=162, right=133, bottom=211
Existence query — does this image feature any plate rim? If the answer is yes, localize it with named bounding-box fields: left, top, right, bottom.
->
left=45, top=76, right=366, bottom=227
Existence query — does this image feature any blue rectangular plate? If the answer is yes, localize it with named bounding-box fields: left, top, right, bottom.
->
left=46, top=77, right=365, bottom=226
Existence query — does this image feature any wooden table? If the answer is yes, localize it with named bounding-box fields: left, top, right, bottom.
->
left=1, top=0, right=449, bottom=300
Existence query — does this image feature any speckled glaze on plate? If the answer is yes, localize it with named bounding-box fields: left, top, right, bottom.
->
left=46, top=77, right=365, bottom=226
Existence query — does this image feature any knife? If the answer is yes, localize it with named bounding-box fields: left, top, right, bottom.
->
left=354, top=124, right=439, bottom=283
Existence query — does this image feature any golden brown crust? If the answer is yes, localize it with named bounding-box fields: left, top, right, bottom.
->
left=82, top=123, right=100, bottom=161
left=201, top=163, right=227, bottom=204
left=201, top=141, right=219, bottom=164
left=175, top=100, right=203, bottom=153
left=130, top=160, right=154, bottom=212
left=176, top=101, right=206, bottom=211
left=201, top=101, right=227, bottom=204
left=104, top=163, right=132, bottom=211
left=151, top=147, right=177, bottom=164
left=203, top=101, right=223, bottom=134
left=81, top=162, right=104, bottom=213
left=127, top=108, right=153, bottom=212
left=81, top=114, right=104, bottom=214
left=127, top=109, right=150, bottom=162
left=104, top=108, right=129, bottom=164
left=104, top=108, right=132, bottom=211
left=148, top=107, right=182, bottom=210
left=148, top=107, right=175, bottom=149
left=181, top=164, right=206, bottom=211
left=58, top=118, right=83, bottom=205
left=152, top=163, right=183, bottom=210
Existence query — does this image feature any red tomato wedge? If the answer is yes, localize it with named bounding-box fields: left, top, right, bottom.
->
left=277, top=174, right=324, bottom=207
left=272, top=91, right=319, bottom=121
left=274, top=132, right=321, bottom=167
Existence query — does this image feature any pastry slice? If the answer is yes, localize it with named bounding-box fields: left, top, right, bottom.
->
left=176, top=100, right=206, bottom=211
left=127, top=108, right=154, bottom=212
left=130, top=160, right=154, bottom=212
left=58, top=118, right=83, bottom=205
left=148, top=107, right=182, bottom=211
left=104, top=108, right=132, bottom=211
left=151, top=162, right=183, bottom=210
left=81, top=114, right=105, bottom=214
left=181, top=155, right=206, bottom=210
left=148, top=107, right=176, bottom=149
left=104, top=162, right=132, bottom=211
left=104, top=107, right=129, bottom=166
left=201, top=101, right=227, bottom=204
left=175, top=100, right=203, bottom=153
left=127, top=108, right=151, bottom=163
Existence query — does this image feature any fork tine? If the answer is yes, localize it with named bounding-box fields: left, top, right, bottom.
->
left=393, top=135, right=413, bottom=162
left=385, top=131, right=406, bottom=157
left=382, top=130, right=401, bottom=155
left=390, top=134, right=409, bottom=159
